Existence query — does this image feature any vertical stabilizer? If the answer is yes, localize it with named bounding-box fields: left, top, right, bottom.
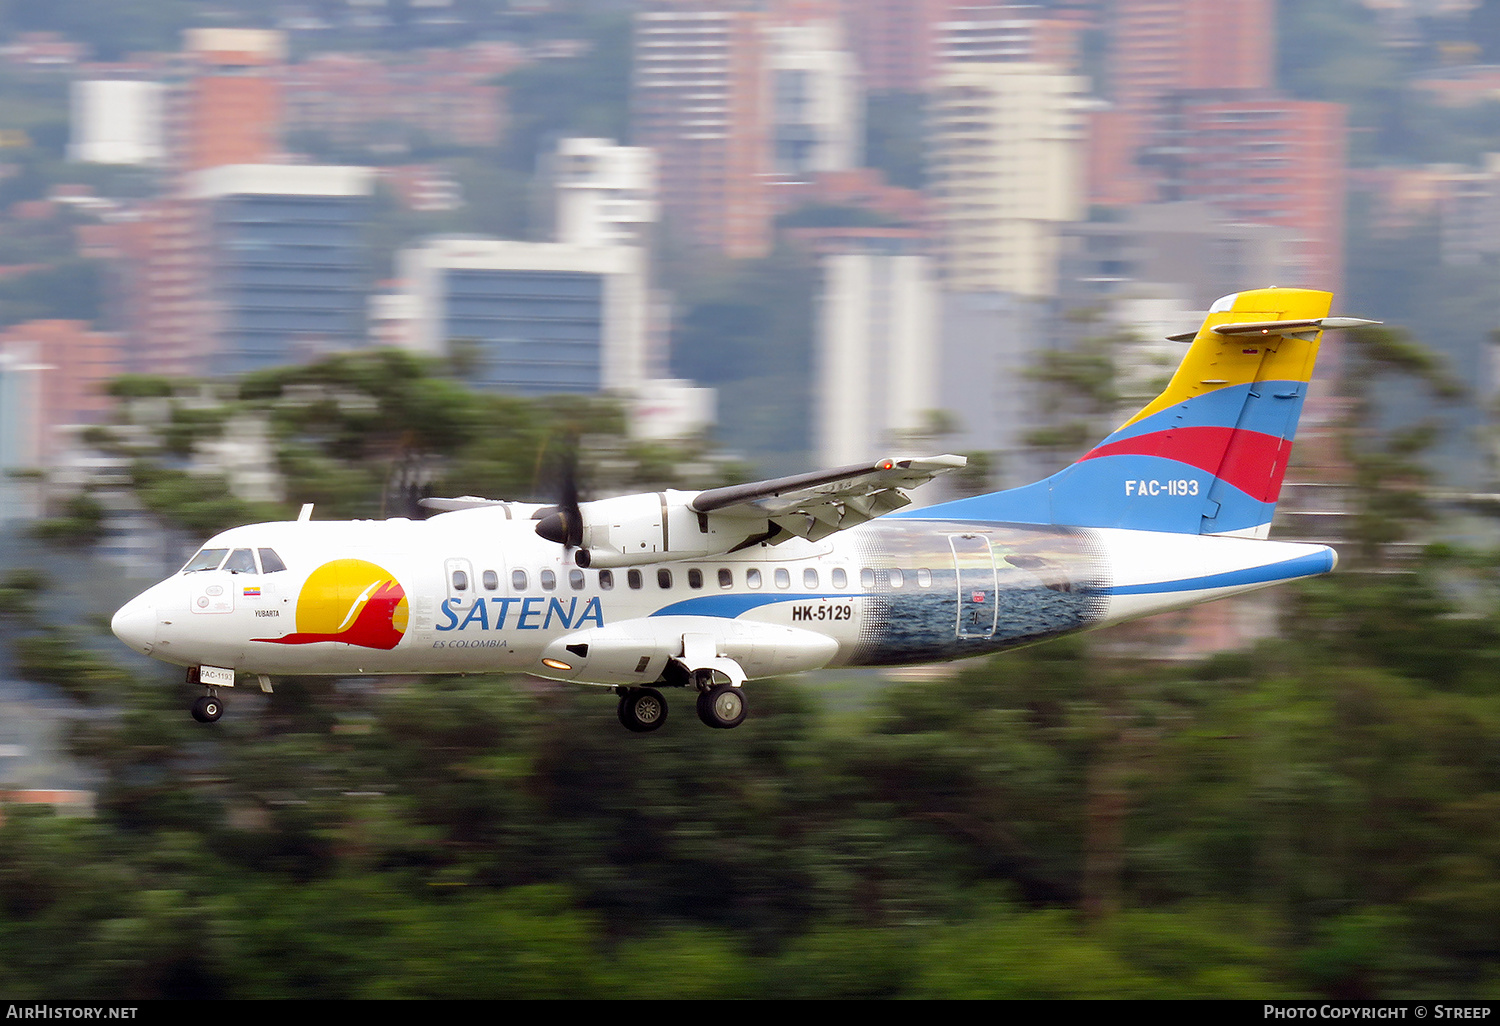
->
left=905, top=287, right=1371, bottom=536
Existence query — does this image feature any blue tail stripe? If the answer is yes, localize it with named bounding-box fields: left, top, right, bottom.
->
left=1107, top=549, right=1335, bottom=595
left=1097, top=381, right=1306, bottom=448
left=898, top=454, right=1275, bottom=534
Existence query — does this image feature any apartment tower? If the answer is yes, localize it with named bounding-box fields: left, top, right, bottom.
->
left=633, top=2, right=772, bottom=259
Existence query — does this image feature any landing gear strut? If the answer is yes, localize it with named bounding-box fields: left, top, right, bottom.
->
left=617, top=686, right=668, bottom=733
left=186, top=666, right=225, bottom=723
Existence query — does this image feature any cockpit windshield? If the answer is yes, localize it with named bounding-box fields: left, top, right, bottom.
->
left=223, top=548, right=257, bottom=574
left=182, top=546, right=288, bottom=573
left=182, top=548, right=229, bottom=573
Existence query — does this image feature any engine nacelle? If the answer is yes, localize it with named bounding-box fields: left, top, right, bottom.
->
left=554, top=490, right=764, bottom=569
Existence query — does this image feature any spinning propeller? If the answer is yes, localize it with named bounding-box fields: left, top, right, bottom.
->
left=534, top=446, right=592, bottom=567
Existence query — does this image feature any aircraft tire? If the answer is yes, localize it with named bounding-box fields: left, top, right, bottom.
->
left=619, top=687, right=668, bottom=733
left=696, top=684, right=746, bottom=729
left=191, top=696, right=223, bottom=723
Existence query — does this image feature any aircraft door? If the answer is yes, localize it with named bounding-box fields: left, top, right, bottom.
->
left=950, top=534, right=997, bottom=638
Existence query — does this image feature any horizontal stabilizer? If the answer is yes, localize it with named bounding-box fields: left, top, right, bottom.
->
left=1167, top=316, right=1380, bottom=343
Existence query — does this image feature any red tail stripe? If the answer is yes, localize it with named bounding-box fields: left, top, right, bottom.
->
left=1080, top=426, right=1293, bottom=504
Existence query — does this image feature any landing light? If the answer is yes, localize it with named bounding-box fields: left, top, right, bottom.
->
left=542, top=658, right=572, bottom=671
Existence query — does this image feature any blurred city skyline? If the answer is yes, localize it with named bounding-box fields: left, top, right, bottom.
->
left=2, top=4, right=1500, bottom=1000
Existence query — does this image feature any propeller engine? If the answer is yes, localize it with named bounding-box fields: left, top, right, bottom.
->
left=533, top=448, right=593, bottom=566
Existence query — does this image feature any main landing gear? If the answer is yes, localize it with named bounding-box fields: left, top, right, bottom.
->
left=696, top=682, right=746, bottom=730
left=617, top=686, right=669, bottom=733
left=614, top=672, right=749, bottom=733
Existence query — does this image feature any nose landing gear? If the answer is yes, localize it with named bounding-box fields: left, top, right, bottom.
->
left=185, top=665, right=232, bottom=723
left=191, top=693, right=223, bottom=723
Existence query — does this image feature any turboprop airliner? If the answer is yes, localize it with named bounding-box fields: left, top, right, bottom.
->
left=112, top=288, right=1373, bottom=732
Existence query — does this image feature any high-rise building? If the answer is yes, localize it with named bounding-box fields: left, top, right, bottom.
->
left=839, top=0, right=954, bottom=92
left=1151, top=95, right=1346, bottom=295
left=69, top=80, right=166, bottom=166
left=175, top=28, right=285, bottom=174
left=1110, top=0, right=1273, bottom=112
left=94, top=200, right=209, bottom=379
left=935, top=4, right=1082, bottom=68
left=633, top=3, right=772, bottom=259
left=765, top=16, right=863, bottom=179
left=1093, top=0, right=1274, bottom=204
left=0, top=321, right=123, bottom=457
left=814, top=233, right=938, bottom=467
left=399, top=236, right=649, bottom=396
left=189, top=164, right=373, bottom=375
left=552, top=138, right=659, bottom=249
left=928, top=62, right=1089, bottom=296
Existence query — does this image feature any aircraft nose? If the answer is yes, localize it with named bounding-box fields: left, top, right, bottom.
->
left=111, top=596, right=157, bottom=655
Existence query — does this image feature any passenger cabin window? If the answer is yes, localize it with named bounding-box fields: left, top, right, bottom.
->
left=599, top=570, right=615, bottom=590
left=746, top=568, right=762, bottom=589
left=482, top=570, right=499, bottom=591
left=512, top=569, right=528, bottom=591
left=183, top=548, right=229, bottom=573
left=889, top=568, right=904, bottom=589
left=804, top=568, right=818, bottom=589
left=917, top=568, right=933, bottom=588
left=628, top=570, right=643, bottom=590
left=718, top=568, right=733, bottom=589
left=541, top=570, right=557, bottom=591
left=569, top=569, right=585, bottom=590
left=258, top=548, right=287, bottom=573
left=832, top=568, right=847, bottom=589
left=774, top=568, right=791, bottom=589
left=688, top=568, right=703, bottom=589
left=861, top=568, right=875, bottom=589
left=223, top=548, right=258, bottom=574
left=451, top=569, right=469, bottom=592
left=657, top=569, right=673, bottom=589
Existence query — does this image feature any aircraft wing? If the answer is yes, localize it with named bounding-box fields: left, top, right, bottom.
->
left=420, top=454, right=969, bottom=564
left=692, top=454, right=968, bottom=542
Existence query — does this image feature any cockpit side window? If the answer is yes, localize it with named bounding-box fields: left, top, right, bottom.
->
left=258, top=548, right=287, bottom=573
left=182, top=548, right=229, bottom=572
left=223, top=548, right=258, bottom=574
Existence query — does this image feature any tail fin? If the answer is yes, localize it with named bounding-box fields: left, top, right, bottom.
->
left=913, top=287, right=1374, bottom=537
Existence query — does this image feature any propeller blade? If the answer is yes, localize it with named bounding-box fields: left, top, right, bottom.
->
left=534, top=438, right=586, bottom=556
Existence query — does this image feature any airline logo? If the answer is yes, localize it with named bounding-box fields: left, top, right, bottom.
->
left=254, top=559, right=408, bottom=650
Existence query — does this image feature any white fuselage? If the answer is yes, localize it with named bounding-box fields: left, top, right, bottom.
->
left=111, top=505, right=1336, bottom=688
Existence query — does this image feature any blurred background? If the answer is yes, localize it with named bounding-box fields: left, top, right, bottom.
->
left=1, top=0, right=1499, bottom=999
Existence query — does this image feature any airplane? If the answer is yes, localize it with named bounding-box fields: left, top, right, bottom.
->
left=112, top=287, right=1375, bottom=732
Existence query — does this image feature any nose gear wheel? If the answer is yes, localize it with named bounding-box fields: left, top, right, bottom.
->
left=191, top=695, right=223, bottom=723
